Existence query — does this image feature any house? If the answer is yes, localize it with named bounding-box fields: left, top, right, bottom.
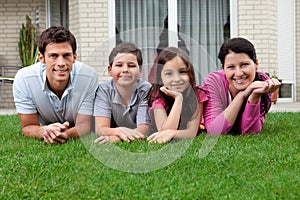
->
left=0, top=0, right=299, bottom=109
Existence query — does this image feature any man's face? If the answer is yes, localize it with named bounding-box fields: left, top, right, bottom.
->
left=39, top=42, right=77, bottom=87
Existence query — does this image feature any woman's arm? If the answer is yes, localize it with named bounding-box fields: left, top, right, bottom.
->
left=239, top=78, right=280, bottom=134
left=203, top=72, right=237, bottom=134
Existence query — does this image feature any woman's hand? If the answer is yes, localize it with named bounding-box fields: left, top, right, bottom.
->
left=247, top=78, right=281, bottom=104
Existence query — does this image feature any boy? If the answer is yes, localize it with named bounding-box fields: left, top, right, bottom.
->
left=94, top=42, right=151, bottom=143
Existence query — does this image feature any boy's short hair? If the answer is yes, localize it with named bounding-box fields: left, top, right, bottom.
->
left=108, top=42, right=143, bottom=68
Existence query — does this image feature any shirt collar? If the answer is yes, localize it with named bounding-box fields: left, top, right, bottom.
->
left=112, top=81, right=138, bottom=107
left=41, top=63, right=74, bottom=94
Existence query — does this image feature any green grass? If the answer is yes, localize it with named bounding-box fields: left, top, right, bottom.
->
left=0, top=113, right=299, bottom=199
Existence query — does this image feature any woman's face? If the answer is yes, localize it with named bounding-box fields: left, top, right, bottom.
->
left=223, top=51, right=257, bottom=96
left=161, top=56, right=190, bottom=93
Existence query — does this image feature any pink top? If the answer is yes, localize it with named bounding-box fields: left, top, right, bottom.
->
left=150, top=86, right=208, bottom=129
left=203, top=70, right=272, bottom=135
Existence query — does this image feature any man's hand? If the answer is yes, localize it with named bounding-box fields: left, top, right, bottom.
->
left=42, top=122, right=69, bottom=144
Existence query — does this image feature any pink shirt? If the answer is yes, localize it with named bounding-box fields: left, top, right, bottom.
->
left=151, top=86, right=208, bottom=129
left=203, top=70, right=272, bottom=135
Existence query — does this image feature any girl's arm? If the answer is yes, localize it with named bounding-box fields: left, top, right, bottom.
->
left=154, top=92, right=183, bottom=131
left=148, top=103, right=201, bottom=143
left=172, top=102, right=202, bottom=139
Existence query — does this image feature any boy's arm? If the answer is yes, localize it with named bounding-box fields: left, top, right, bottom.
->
left=135, top=124, right=150, bottom=136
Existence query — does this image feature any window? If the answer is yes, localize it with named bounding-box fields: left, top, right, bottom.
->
left=113, top=0, right=230, bottom=83
left=277, top=0, right=295, bottom=102
left=47, top=0, right=69, bottom=29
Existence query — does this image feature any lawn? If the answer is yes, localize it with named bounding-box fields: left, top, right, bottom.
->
left=0, top=113, right=299, bottom=199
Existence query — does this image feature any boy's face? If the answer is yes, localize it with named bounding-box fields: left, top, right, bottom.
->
left=108, top=53, right=141, bottom=87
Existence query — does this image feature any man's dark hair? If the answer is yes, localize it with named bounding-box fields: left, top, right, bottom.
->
left=38, top=26, right=77, bottom=55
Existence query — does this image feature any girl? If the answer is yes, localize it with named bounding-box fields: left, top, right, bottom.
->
left=147, top=47, right=207, bottom=143
left=203, top=37, right=281, bottom=135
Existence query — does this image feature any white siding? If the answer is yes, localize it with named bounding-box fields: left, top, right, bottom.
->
left=278, top=0, right=295, bottom=83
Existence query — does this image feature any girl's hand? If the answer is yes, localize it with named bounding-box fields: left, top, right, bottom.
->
left=147, top=129, right=177, bottom=144
left=160, top=86, right=182, bottom=99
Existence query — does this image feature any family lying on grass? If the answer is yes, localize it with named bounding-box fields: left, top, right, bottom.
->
left=12, top=26, right=281, bottom=144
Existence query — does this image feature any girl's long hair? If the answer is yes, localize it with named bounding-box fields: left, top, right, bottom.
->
left=147, top=47, right=199, bottom=129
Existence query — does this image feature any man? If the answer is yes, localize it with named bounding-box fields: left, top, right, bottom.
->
left=13, top=26, right=98, bottom=144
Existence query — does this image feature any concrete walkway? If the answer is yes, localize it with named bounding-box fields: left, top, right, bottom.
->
left=0, top=102, right=300, bottom=115
left=269, top=102, right=300, bottom=113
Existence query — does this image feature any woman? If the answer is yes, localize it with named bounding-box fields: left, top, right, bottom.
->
left=203, top=37, right=281, bottom=135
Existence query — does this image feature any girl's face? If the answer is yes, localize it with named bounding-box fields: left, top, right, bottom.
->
left=223, top=52, right=257, bottom=96
left=161, top=56, right=190, bottom=93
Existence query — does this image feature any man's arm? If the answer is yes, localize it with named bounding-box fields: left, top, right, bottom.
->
left=67, top=113, right=92, bottom=137
left=18, top=113, right=69, bottom=144
left=18, top=113, right=44, bottom=139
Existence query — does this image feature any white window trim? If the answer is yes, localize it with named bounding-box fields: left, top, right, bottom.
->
left=168, top=0, right=178, bottom=47
left=277, top=0, right=295, bottom=102
left=46, top=0, right=50, bottom=28
left=108, top=0, right=116, bottom=53
left=230, top=0, right=238, bottom=38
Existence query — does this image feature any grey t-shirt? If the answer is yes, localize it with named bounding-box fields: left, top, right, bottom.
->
left=94, top=78, right=151, bottom=128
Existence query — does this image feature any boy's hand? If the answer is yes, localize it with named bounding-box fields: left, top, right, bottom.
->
left=116, top=127, right=145, bottom=142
